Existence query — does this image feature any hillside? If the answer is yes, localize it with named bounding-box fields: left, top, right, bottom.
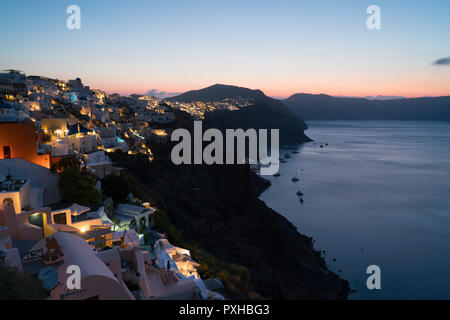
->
left=284, top=94, right=450, bottom=121
left=110, top=148, right=350, bottom=300
left=168, top=84, right=311, bottom=144
left=167, top=84, right=271, bottom=103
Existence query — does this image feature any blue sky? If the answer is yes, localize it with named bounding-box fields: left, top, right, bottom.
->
left=1, top=0, right=449, bottom=97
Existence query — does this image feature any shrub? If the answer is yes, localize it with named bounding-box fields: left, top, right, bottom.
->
left=0, top=265, right=48, bottom=300
left=152, top=210, right=185, bottom=247
left=190, top=245, right=256, bottom=300
left=101, top=174, right=130, bottom=205
left=58, top=168, right=101, bottom=206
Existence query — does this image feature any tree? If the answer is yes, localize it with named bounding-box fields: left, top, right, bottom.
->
left=58, top=168, right=101, bottom=206
left=51, top=156, right=85, bottom=173
left=101, top=174, right=130, bottom=205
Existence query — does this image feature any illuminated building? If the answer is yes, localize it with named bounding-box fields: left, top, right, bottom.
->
left=30, top=232, right=134, bottom=300
left=0, top=119, right=51, bottom=169
left=82, top=150, right=120, bottom=179
left=41, top=119, right=98, bottom=156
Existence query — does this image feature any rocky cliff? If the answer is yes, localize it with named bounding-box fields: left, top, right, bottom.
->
left=110, top=143, right=350, bottom=299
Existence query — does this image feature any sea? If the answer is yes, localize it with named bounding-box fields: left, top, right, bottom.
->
left=260, top=121, right=450, bottom=299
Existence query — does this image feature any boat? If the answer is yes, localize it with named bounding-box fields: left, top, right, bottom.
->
left=292, top=169, right=300, bottom=182
left=284, top=153, right=291, bottom=159
left=292, top=151, right=299, bottom=154
left=280, top=159, right=287, bottom=163
left=273, top=173, right=281, bottom=177
left=300, top=198, right=304, bottom=204
left=296, top=190, right=303, bottom=196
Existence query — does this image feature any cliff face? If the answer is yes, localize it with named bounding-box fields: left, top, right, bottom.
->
left=111, top=148, right=350, bottom=299
left=203, top=102, right=311, bottom=145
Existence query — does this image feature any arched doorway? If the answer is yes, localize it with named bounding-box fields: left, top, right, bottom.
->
left=2, top=198, right=14, bottom=207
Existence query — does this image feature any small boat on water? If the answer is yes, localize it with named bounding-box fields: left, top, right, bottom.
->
left=274, top=173, right=281, bottom=177
left=291, top=169, right=300, bottom=182
left=300, top=198, right=304, bottom=204
left=292, top=151, right=299, bottom=154
left=280, top=159, right=287, bottom=163
left=284, top=153, right=291, bottom=159
left=296, top=190, right=304, bottom=196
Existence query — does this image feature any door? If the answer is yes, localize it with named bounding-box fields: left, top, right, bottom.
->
left=3, top=146, right=11, bottom=159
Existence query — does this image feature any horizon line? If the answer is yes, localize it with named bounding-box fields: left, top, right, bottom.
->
left=3, top=70, right=449, bottom=101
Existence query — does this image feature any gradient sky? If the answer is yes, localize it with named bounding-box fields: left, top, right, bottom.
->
left=1, top=0, right=449, bottom=98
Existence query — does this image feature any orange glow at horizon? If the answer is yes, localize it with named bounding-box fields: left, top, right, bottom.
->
left=98, top=80, right=450, bottom=100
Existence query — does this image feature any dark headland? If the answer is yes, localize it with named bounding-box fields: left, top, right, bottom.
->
left=168, top=84, right=312, bottom=144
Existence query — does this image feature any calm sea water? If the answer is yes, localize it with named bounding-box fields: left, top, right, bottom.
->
left=260, top=121, right=450, bottom=299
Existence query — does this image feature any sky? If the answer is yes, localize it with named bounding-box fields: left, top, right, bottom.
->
left=1, top=0, right=449, bottom=98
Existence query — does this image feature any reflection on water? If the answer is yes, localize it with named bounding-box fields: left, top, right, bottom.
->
left=260, top=121, right=450, bottom=299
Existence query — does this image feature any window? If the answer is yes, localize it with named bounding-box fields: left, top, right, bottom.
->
left=3, top=146, right=11, bottom=159
left=28, top=213, right=44, bottom=228
left=53, top=212, right=67, bottom=225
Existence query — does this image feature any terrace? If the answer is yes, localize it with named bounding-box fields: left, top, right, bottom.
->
left=0, top=177, right=27, bottom=193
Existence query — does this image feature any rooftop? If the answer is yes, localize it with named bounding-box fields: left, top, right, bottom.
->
left=0, top=102, right=14, bottom=109
left=0, top=178, right=27, bottom=193
left=115, top=204, right=155, bottom=217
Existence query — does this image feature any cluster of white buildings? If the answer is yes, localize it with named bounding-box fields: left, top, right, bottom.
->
left=0, top=157, right=224, bottom=300
left=0, top=70, right=226, bottom=300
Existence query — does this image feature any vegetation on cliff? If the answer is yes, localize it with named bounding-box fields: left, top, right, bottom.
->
left=58, top=167, right=101, bottom=206
left=0, top=265, right=48, bottom=300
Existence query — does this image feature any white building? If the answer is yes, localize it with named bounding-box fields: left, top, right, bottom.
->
left=0, top=178, right=31, bottom=214
left=154, top=239, right=200, bottom=280
left=30, top=232, right=134, bottom=300
left=82, top=150, right=119, bottom=179
left=0, top=158, right=61, bottom=207
left=0, top=102, right=19, bottom=122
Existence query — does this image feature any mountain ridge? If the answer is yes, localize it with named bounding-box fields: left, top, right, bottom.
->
left=284, top=93, right=450, bottom=121
left=167, top=84, right=268, bottom=103
left=168, top=84, right=311, bottom=144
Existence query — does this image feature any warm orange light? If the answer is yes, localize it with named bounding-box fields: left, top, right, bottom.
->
left=153, top=129, right=167, bottom=136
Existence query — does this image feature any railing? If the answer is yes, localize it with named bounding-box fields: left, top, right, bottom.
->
left=22, top=248, right=44, bottom=264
